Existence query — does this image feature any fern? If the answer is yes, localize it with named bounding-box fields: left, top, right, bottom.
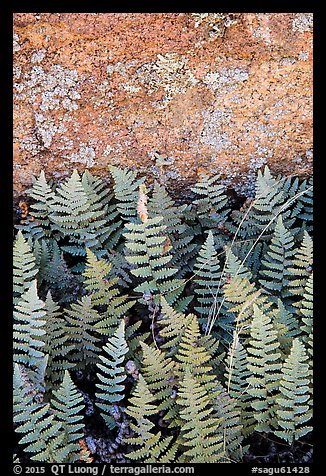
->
left=230, top=166, right=294, bottom=239
left=109, top=165, right=145, bottom=222
left=193, top=230, right=224, bottom=326
left=191, top=171, right=229, bottom=228
left=83, top=248, right=135, bottom=335
left=16, top=171, right=57, bottom=241
left=49, top=169, right=104, bottom=259
left=246, top=305, right=282, bottom=433
left=224, top=332, right=255, bottom=436
left=288, top=231, right=313, bottom=297
left=43, top=292, right=75, bottom=390
left=297, top=273, right=313, bottom=360
left=13, top=231, right=38, bottom=304
left=275, top=339, right=312, bottom=443
left=14, top=364, right=68, bottom=463
left=259, top=215, right=296, bottom=303
left=50, top=371, right=85, bottom=462
left=148, top=181, right=196, bottom=276
left=139, top=342, right=177, bottom=416
left=271, top=299, right=300, bottom=354
left=13, top=281, right=47, bottom=391
left=64, top=296, right=101, bottom=371
left=157, top=297, right=193, bottom=356
left=176, top=368, right=224, bottom=463
left=95, top=321, right=129, bottom=429
left=125, top=375, right=178, bottom=462
left=124, top=216, right=183, bottom=305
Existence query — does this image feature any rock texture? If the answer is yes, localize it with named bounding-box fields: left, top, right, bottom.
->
left=13, top=13, right=313, bottom=198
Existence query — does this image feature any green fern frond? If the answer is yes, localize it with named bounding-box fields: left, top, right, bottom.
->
left=50, top=371, right=85, bottom=462
left=124, top=216, right=184, bottom=305
left=14, top=364, right=68, bottom=463
left=191, top=171, right=229, bottom=227
left=13, top=281, right=47, bottom=387
left=43, top=292, right=75, bottom=390
left=64, top=296, right=101, bottom=371
left=125, top=375, right=177, bottom=462
left=272, top=299, right=300, bottom=354
left=275, top=339, right=312, bottom=443
left=109, top=165, right=146, bottom=222
left=176, top=368, right=224, bottom=463
left=193, top=231, right=224, bottom=325
left=259, top=215, right=296, bottom=302
left=148, top=181, right=196, bottom=276
left=49, top=169, right=104, bottom=259
left=13, top=231, right=38, bottom=304
left=297, top=273, right=313, bottom=360
left=288, top=231, right=313, bottom=296
left=95, top=321, right=129, bottom=429
left=246, top=305, right=282, bottom=433
left=83, top=248, right=135, bottom=335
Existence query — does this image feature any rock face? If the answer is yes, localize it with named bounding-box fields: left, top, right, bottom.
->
left=13, top=13, right=313, bottom=198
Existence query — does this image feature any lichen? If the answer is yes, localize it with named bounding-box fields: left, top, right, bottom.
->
left=292, top=13, right=313, bottom=33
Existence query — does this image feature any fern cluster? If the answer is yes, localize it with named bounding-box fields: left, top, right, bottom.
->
left=13, top=165, right=313, bottom=463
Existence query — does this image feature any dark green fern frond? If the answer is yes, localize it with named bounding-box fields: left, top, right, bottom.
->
left=50, top=371, right=85, bottom=462
left=109, top=165, right=146, bottom=222
left=246, top=305, right=282, bottom=433
left=191, top=171, right=229, bottom=228
left=124, top=216, right=184, bottom=305
left=13, top=231, right=38, bottom=304
left=288, top=231, right=313, bottom=297
left=49, top=169, right=104, bottom=259
left=17, top=171, right=57, bottom=241
left=14, top=364, right=68, bottom=463
left=297, top=273, right=313, bottom=360
left=13, top=281, right=47, bottom=389
left=64, top=296, right=101, bottom=371
left=43, top=292, right=75, bottom=391
left=176, top=368, right=224, bottom=463
left=83, top=248, right=135, bottom=335
left=157, top=297, right=193, bottom=356
left=259, top=215, right=296, bottom=302
left=193, top=230, right=224, bottom=327
left=125, top=375, right=177, bottom=462
left=81, top=170, right=121, bottom=250
left=95, top=321, right=129, bottom=429
left=275, top=339, right=312, bottom=443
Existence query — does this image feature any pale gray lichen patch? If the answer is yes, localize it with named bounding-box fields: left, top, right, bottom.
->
left=134, top=53, right=198, bottom=95
left=13, top=33, right=21, bottom=52
left=292, top=13, right=313, bottom=33
left=191, top=13, right=240, bottom=38
left=203, top=67, right=249, bottom=93
left=31, top=49, right=46, bottom=63
left=200, top=109, right=233, bottom=151
left=67, top=142, right=97, bottom=167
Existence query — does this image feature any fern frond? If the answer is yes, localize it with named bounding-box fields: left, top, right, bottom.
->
left=43, top=292, right=75, bottom=390
left=271, top=299, right=300, bottom=355
left=83, top=248, right=135, bottom=335
left=259, top=215, right=296, bottom=302
left=64, top=296, right=101, bottom=371
left=288, top=231, right=313, bottom=296
left=95, top=321, right=129, bottom=429
left=246, top=305, right=282, bottom=433
left=275, top=339, right=312, bottom=443
left=124, top=216, right=183, bottom=305
left=176, top=368, right=224, bottom=463
left=14, top=364, right=68, bottom=463
left=191, top=171, right=229, bottom=227
left=193, top=231, right=223, bottom=325
left=50, top=371, right=85, bottom=462
left=109, top=165, right=145, bottom=222
left=125, top=375, right=177, bottom=462
left=13, top=231, right=38, bottom=304
left=13, top=281, right=47, bottom=389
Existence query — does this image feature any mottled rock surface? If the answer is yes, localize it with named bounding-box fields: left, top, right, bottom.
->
left=13, top=13, right=313, bottom=198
